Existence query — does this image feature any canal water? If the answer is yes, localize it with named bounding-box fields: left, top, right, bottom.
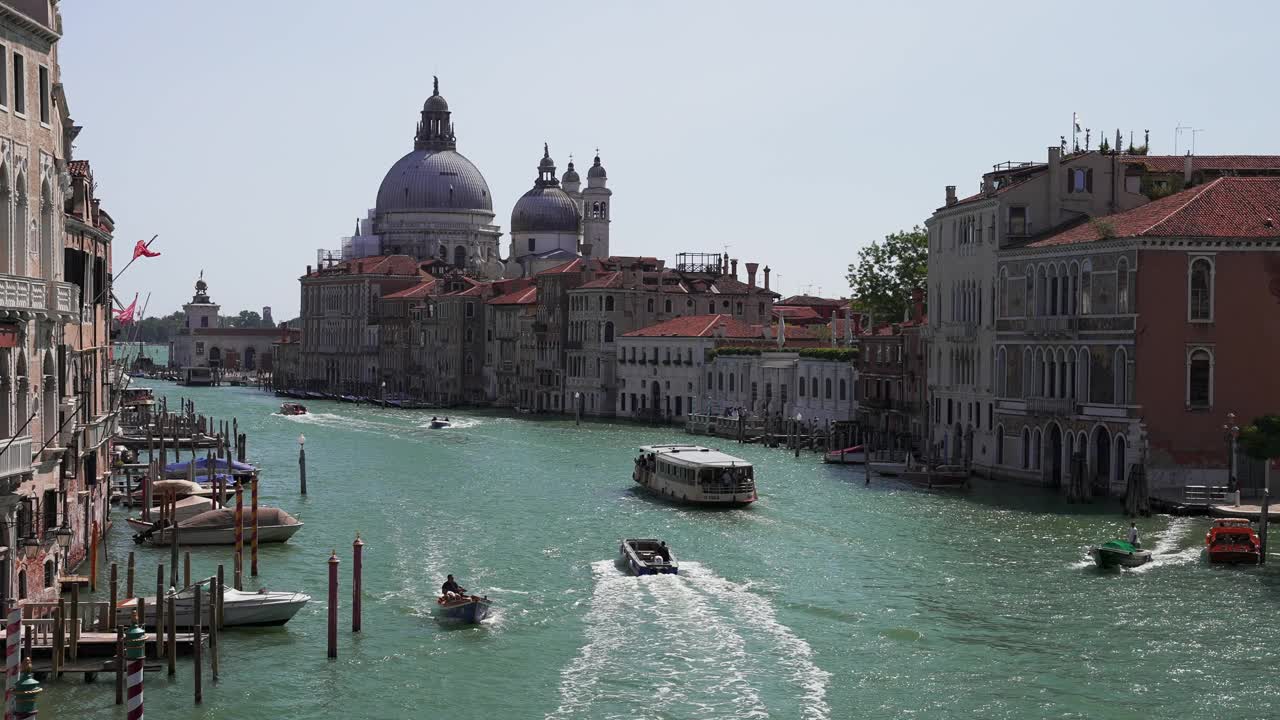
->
left=46, top=386, right=1280, bottom=719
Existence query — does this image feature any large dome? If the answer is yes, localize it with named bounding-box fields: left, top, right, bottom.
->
left=511, top=186, right=581, bottom=233
left=376, top=149, right=493, bottom=214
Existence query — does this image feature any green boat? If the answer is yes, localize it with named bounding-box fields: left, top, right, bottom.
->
left=1088, top=540, right=1152, bottom=569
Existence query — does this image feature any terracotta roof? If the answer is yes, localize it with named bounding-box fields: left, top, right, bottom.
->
left=1030, top=177, right=1280, bottom=247
left=772, top=306, right=822, bottom=322
left=306, top=254, right=425, bottom=278
left=623, top=314, right=760, bottom=339
left=488, top=286, right=538, bottom=306
left=68, top=160, right=90, bottom=177
left=778, top=294, right=845, bottom=307
left=381, top=279, right=438, bottom=299
left=1120, top=155, right=1280, bottom=173
left=578, top=272, right=622, bottom=289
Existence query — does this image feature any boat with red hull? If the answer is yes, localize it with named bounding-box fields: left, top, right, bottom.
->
left=1205, top=519, right=1261, bottom=565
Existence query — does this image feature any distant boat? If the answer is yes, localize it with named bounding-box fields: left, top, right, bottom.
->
left=619, top=538, right=678, bottom=575
left=436, top=594, right=491, bottom=624
left=633, top=444, right=757, bottom=506
left=280, top=402, right=307, bottom=416
left=1089, top=540, right=1152, bottom=569
left=119, top=581, right=309, bottom=628
left=823, top=445, right=866, bottom=465
left=131, top=507, right=303, bottom=546
left=428, top=418, right=451, bottom=429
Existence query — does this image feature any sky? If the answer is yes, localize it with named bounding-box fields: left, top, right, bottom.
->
left=56, top=0, right=1278, bottom=321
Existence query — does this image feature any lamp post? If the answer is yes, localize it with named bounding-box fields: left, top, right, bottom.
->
left=53, top=526, right=72, bottom=578
left=794, top=412, right=803, bottom=458
left=573, top=392, right=581, bottom=426
left=1223, top=412, right=1240, bottom=502
left=380, top=380, right=386, bottom=407
left=298, top=434, right=307, bottom=496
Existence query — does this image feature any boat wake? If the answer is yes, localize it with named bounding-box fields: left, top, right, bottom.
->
left=418, top=417, right=483, bottom=430
left=1130, top=516, right=1198, bottom=573
left=548, top=560, right=829, bottom=720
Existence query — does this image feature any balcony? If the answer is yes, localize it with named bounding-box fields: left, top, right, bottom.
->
left=0, top=434, right=32, bottom=483
left=1026, top=316, right=1076, bottom=338
left=1026, top=396, right=1077, bottom=417
left=0, top=276, right=79, bottom=320
left=79, top=414, right=116, bottom=452
left=52, top=281, right=78, bottom=318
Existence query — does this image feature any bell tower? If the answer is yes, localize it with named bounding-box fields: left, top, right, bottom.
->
left=581, top=151, right=612, bottom=259
left=414, top=76, right=456, bottom=151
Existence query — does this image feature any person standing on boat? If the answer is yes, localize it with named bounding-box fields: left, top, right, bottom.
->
left=441, top=574, right=466, bottom=598
left=1127, top=522, right=1140, bottom=547
left=656, top=542, right=671, bottom=563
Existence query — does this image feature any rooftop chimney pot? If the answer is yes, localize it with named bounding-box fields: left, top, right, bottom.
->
left=763, top=266, right=771, bottom=291
left=945, top=185, right=957, bottom=206
left=745, top=262, right=759, bottom=288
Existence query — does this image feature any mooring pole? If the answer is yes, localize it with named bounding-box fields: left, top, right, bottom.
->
left=298, top=434, right=307, bottom=496
left=352, top=534, right=364, bottom=633
left=327, top=551, right=339, bottom=659
left=250, top=473, right=260, bottom=577
left=125, top=623, right=145, bottom=719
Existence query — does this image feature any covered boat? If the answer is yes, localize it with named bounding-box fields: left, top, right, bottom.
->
left=1205, top=518, right=1261, bottom=564
left=133, top=507, right=303, bottom=546
left=126, top=496, right=218, bottom=532
left=619, top=538, right=677, bottom=575
left=436, top=594, right=491, bottom=624
left=633, top=445, right=757, bottom=506
left=280, top=402, right=307, bottom=416
left=118, top=581, right=309, bottom=628
left=823, top=445, right=866, bottom=465
left=164, top=457, right=256, bottom=478
left=1089, top=539, right=1152, bottom=569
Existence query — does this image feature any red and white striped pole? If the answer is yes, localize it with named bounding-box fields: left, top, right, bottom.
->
left=6, top=603, right=21, bottom=720
left=125, top=622, right=146, bottom=720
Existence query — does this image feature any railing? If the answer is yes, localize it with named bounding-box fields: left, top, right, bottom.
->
left=1026, top=396, right=1077, bottom=416
left=1184, top=485, right=1233, bottom=508
left=80, top=414, right=115, bottom=451
left=1027, top=316, right=1076, bottom=336
left=944, top=322, right=977, bottom=341
left=0, top=274, right=47, bottom=313
left=52, top=281, right=79, bottom=316
left=0, top=434, right=32, bottom=479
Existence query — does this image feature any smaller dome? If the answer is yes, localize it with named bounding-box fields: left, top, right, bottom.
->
left=511, top=186, right=581, bottom=233
left=588, top=154, right=607, bottom=179
left=562, top=161, right=579, bottom=184
left=539, top=143, right=556, bottom=172
left=424, top=94, right=449, bottom=112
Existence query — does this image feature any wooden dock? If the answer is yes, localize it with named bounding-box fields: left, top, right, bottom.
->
left=1210, top=502, right=1280, bottom=521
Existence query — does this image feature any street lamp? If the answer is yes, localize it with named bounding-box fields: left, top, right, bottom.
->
left=1223, top=412, right=1240, bottom=497
left=53, top=526, right=72, bottom=579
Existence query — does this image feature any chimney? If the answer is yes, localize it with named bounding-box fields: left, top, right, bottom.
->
left=306, top=264, right=312, bottom=275
left=730, top=258, right=738, bottom=279
left=745, top=262, right=759, bottom=288
left=1183, top=153, right=1194, bottom=184
left=911, top=288, right=924, bottom=324
left=763, top=266, right=771, bottom=291
left=945, top=185, right=957, bottom=206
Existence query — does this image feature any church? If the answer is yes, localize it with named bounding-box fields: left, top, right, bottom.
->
left=342, top=78, right=612, bottom=278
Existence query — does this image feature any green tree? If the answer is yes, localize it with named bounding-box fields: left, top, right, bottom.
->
left=1240, top=414, right=1280, bottom=489
left=846, top=225, right=928, bottom=324
left=227, top=310, right=263, bottom=328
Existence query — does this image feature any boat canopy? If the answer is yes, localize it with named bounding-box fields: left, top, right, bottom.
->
left=638, top=444, right=751, bottom=469
left=179, top=507, right=300, bottom=529
left=164, top=457, right=256, bottom=475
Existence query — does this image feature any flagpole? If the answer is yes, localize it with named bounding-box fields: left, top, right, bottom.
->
left=93, top=234, right=158, bottom=305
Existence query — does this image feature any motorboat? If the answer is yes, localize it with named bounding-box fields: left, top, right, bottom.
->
left=619, top=538, right=678, bottom=575
left=902, top=463, right=969, bottom=489
left=1205, top=518, right=1262, bottom=564
left=118, top=581, right=310, bottom=628
left=132, top=507, right=303, bottom=546
left=280, top=402, right=307, bottom=416
left=428, top=417, right=451, bottom=429
left=866, top=460, right=907, bottom=477
left=436, top=594, right=491, bottom=624
left=126, top=496, right=218, bottom=531
left=633, top=445, right=757, bottom=506
left=164, top=456, right=256, bottom=478
left=1088, top=540, right=1152, bottom=569
left=823, top=445, right=866, bottom=464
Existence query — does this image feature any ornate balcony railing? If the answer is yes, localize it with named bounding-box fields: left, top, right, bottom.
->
left=0, top=434, right=32, bottom=481
left=1026, top=396, right=1077, bottom=416
left=0, top=274, right=47, bottom=315
left=52, top=281, right=78, bottom=317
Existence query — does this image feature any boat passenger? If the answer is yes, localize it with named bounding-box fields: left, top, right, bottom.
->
left=441, top=574, right=466, bottom=598
left=1127, top=522, right=1140, bottom=547
left=656, top=542, right=671, bottom=563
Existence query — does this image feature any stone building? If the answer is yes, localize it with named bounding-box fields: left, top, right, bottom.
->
left=169, top=275, right=294, bottom=372
left=992, top=176, right=1280, bottom=496
left=485, top=283, right=536, bottom=407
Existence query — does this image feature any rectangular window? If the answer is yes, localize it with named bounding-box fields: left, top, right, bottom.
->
left=1008, top=206, right=1027, bottom=235
left=0, top=48, right=7, bottom=108
left=38, top=65, right=48, bottom=123
left=11, top=52, right=23, bottom=115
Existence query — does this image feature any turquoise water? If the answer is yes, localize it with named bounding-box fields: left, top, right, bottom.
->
left=44, top=386, right=1280, bottom=719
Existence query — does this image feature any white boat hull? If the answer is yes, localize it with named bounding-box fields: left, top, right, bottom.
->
left=119, top=587, right=309, bottom=627
left=130, top=519, right=303, bottom=545
left=632, top=467, right=755, bottom=506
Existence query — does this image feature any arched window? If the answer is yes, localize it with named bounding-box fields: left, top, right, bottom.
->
left=996, top=424, right=1005, bottom=465
left=664, top=299, right=672, bottom=313
left=603, top=322, right=614, bottom=343
left=1032, top=428, right=1042, bottom=470
left=798, top=377, right=806, bottom=396
left=605, top=296, right=614, bottom=311
left=1024, top=268, right=1034, bottom=317
left=1022, top=427, right=1031, bottom=469
left=527, top=238, right=536, bottom=253
left=717, top=372, right=724, bottom=391
left=1187, top=347, right=1213, bottom=408
left=1115, top=258, right=1130, bottom=313
left=39, top=179, right=52, bottom=280
left=1069, top=261, right=1080, bottom=316
left=16, top=570, right=25, bottom=600
left=1078, top=347, right=1091, bottom=403
left=1189, top=257, right=1213, bottom=321
left=810, top=378, right=818, bottom=397
left=824, top=378, right=832, bottom=399
left=996, top=346, right=1007, bottom=397
left=729, top=373, right=735, bottom=392
left=44, top=559, right=55, bottom=588
left=0, top=164, right=9, bottom=275
left=839, top=378, right=847, bottom=400
left=646, top=298, right=654, bottom=313
left=1114, top=434, right=1128, bottom=486
left=13, top=178, right=26, bottom=276
left=453, top=245, right=467, bottom=268
left=1080, top=260, right=1092, bottom=314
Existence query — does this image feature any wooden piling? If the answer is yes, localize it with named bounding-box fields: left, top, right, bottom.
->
left=234, top=482, right=244, bottom=589
left=109, top=563, right=118, bottom=631
left=299, top=437, right=307, bottom=495
left=53, top=601, right=63, bottom=678
left=155, top=567, right=165, bottom=659
left=193, top=583, right=202, bottom=704
left=69, top=584, right=79, bottom=662
left=183, top=552, right=191, bottom=590
left=166, top=590, right=176, bottom=676
left=89, top=522, right=98, bottom=593
left=127, top=552, right=135, bottom=599
left=352, top=533, right=364, bottom=633
left=216, top=565, right=225, bottom=630
left=208, top=573, right=218, bottom=684
left=114, top=625, right=124, bottom=705
left=251, top=473, right=260, bottom=577
left=1261, top=489, right=1270, bottom=565
left=169, top=492, right=180, bottom=590
left=327, top=551, right=339, bottom=659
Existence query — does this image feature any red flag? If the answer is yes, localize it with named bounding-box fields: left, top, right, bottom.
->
left=114, top=294, right=138, bottom=324
left=132, top=239, right=160, bottom=260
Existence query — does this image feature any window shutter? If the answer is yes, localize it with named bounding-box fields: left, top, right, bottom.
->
left=1086, top=169, right=1094, bottom=193
left=1066, top=168, right=1073, bottom=193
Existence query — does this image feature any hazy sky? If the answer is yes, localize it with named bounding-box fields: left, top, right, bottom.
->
left=58, top=1, right=1276, bottom=321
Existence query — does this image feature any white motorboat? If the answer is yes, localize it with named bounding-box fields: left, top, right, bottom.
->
left=633, top=444, right=757, bottom=506
left=619, top=538, right=678, bottom=575
left=118, top=581, right=310, bottom=628
left=132, top=507, right=303, bottom=546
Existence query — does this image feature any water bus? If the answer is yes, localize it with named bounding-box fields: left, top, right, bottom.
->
left=633, top=444, right=756, bottom=506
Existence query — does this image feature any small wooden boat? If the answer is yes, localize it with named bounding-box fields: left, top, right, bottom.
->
left=436, top=594, right=491, bottom=623
left=619, top=538, right=678, bottom=575
left=428, top=417, right=451, bottom=429
left=280, top=402, right=307, bottom=416
left=1089, top=540, right=1152, bottom=569
left=823, top=445, right=866, bottom=465
left=119, top=581, right=310, bottom=628
left=902, top=463, right=969, bottom=489
left=1205, top=518, right=1261, bottom=564
left=131, top=508, right=303, bottom=546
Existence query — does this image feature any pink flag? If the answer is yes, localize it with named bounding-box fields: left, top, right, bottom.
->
left=132, top=239, right=160, bottom=260
left=114, top=294, right=138, bottom=324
